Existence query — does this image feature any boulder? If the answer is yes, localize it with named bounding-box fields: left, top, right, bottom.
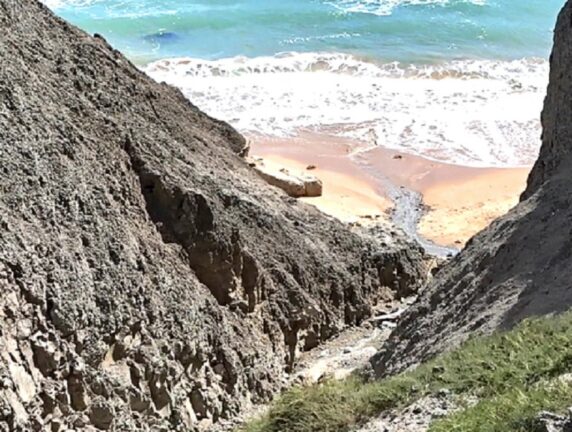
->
left=253, top=163, right=323, bottom=198
left=536, top=410, right=572, bottom=432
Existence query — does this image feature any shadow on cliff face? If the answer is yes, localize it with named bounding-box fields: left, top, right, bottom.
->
left=499, top=164, right=572, bottom=327
left=374, top=154, right=572, bottom=377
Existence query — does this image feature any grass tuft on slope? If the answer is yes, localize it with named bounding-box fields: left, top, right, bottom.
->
left=241, top=312, right=572, bottom=432
left=429, top=380, right=572, bottom=432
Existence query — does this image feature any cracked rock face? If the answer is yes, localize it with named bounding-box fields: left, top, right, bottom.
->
left=536, top=411, right=572, bottom=432
left=374, top=0, right=572, bottom=377
left=0, top=1, right=426, bottom=430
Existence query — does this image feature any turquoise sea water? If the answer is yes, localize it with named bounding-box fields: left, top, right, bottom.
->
left=45, top=0, right=563, bottom=166
left=45, top=0, right=559, bottom=63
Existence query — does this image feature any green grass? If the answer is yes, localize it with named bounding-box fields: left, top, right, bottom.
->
left=429, top=380, right=572, bottom=432
left=241, top=312, right=572, bottom=432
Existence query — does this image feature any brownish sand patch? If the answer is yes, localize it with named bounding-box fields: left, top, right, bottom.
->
left=249, top=135, right=392, bottom=224
left=249, top=132, right=531, bottom=248
left=415, top=169, right=529, bottom=247
left=352, top=145, right=531, bottom=247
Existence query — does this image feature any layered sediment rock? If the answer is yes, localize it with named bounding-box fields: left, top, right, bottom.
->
left=0, top=1, right=426, bottom=430
left=374, top=0, right=572, bottom=376
left=250, top=160, right=323, bottom=198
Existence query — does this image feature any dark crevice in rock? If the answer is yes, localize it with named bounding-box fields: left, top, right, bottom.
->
left=123, top=134, right=263, bottom=310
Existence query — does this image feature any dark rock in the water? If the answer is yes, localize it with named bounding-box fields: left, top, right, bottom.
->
left=0, top=1, right=426, bottom=430
left=143, top=30, right=180, bottom=44
left=373, top=0, right=572, bottom=377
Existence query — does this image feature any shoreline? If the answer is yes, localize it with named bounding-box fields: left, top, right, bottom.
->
left=248, top=131, right=531, bottom=251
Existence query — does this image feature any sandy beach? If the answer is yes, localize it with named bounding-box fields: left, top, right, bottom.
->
left=249, top=132, right=531, bottom=249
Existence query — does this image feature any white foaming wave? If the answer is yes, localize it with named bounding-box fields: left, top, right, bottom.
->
left=325, top=0, right=486, bottom=16
left=40, top=0, right=179, bottom=18
left=282, top=32, right=361, bottom=46
left=40, top=0, right=97, bottom=9
left=147, top=52, right=388, bottom=78
left=144, top=52, right=548, bottom=167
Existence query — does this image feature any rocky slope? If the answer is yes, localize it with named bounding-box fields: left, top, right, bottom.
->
left=373, top=0, right=572, bottom=376
left=0, top=1, right=427, bottom=430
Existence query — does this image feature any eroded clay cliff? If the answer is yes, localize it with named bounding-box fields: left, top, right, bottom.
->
left=0, top=0, right=427, bottom=430
left=374, top=0, right=572, bottom=376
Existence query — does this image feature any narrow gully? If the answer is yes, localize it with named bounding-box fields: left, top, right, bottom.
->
left=350, top=151, right=459, bottom=258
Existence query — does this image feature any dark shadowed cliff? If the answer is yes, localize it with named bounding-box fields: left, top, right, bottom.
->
left=0, top=1, right=427, bottom=430
left=374, top=0, right=572, bottom=376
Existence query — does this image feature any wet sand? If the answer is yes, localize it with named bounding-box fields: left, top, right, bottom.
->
left=249, top=132, right=531, bottom=248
